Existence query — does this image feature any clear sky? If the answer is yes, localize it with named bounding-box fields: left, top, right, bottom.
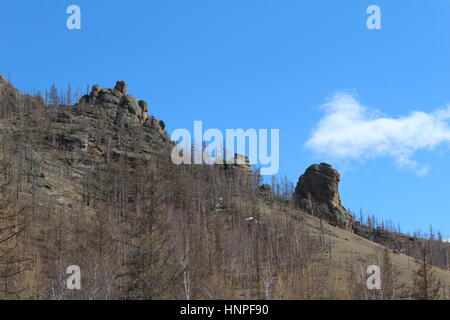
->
left=2, top=0, right=450, bottom=235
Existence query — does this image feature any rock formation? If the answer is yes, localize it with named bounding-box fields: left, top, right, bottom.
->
left=79, top=81, right=162, bottom=128
left=114, top=81, right=127, bottom=95
left=293, top=163, right=354, bottom=231
left=259, top=184, right=272, bottom=193
left=229, top=153, right=252, bottom=175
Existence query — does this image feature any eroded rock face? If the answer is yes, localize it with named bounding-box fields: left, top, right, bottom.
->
left=79, top=82, right=151, bottom=125
left=293, top=163, right=354, bottom=231
left=48, top=81, right=175, bottom=162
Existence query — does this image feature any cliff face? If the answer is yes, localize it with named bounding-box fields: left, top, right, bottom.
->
left=44, top=80, right=171, bottom=154
left=293, top=163, right=354, bottom=231
left=79, top=81, right=154, bottom=127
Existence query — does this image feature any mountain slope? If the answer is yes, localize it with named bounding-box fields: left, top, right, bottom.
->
left=0, top=75, right=448, bottom=300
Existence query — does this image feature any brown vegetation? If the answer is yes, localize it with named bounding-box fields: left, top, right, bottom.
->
left=0, top=77, right=449, bottom=300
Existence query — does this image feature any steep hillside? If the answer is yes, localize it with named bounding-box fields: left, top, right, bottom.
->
left=260, top=204, right=450, bottom=299
left=0, top=75, right=448, bottom=300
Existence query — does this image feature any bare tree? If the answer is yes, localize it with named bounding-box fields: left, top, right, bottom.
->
left=0, top=161, right=29, bottom=299
left=412, top=243, right=441, bottom=300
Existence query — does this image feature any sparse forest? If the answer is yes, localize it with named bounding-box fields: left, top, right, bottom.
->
left=0, top=78, right=449, bottom=300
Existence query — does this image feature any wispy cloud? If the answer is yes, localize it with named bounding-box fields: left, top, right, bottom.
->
left=306, top=92, right=450, bottom=176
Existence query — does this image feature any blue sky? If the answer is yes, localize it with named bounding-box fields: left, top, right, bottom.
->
left=2, top=0, right=450, bottom=235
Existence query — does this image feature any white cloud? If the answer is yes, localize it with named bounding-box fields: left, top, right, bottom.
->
left=306, top=92, right=450, bottom=176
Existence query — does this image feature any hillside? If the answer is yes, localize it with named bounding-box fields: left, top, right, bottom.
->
left=0, top=75, right=449, bottom=300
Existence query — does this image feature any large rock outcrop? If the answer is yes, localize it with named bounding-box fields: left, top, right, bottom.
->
left=293, top=163, right=354, bottom=231
left=79, top=81, right=155, bottom=126
left=67, top=81, right=172, bottom=157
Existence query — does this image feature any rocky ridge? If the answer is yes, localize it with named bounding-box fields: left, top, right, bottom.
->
left=0, top=78, right=174, bottom=213
left=79, top=81, right=165, bottom=130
